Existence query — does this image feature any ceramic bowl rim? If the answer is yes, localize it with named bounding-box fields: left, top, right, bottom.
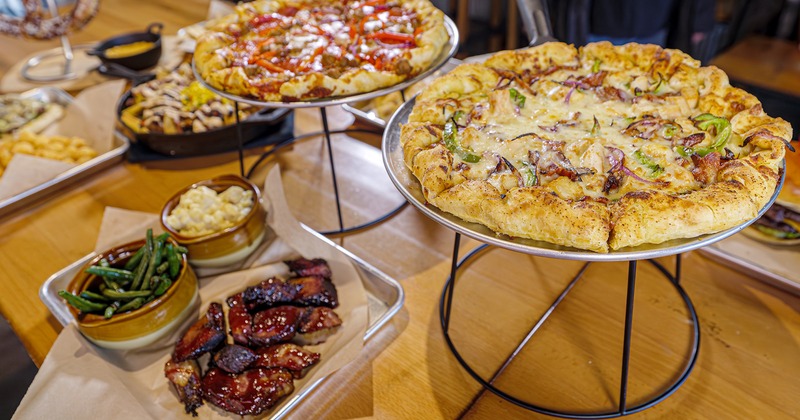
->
left=159, top=174, right=265, bottom=245
left=66, top=237, right=193, bottom=328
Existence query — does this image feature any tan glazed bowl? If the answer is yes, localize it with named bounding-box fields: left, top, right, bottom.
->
left=66, top=238, right=199, bottom=350
left=160, top=174, right=267, bottom=268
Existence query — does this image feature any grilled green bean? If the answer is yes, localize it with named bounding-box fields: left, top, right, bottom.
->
left=156, top=261, right=169, bottom=275
left=149, top=275, right=161, bottom=290
left=117, top=297, right=145, bottom=313
left=80, top=290, right=112, bottom=302
left=123, top=245, right=146, bottom=270
left=104, top=301, right=120, bottom=319
left=166, top=243, right=180, bottom=278
left=141, top=237, right=164, bottom=290
left=130, top=242, right=151, bottom=290
left=85, top=266, right=134, bottom=281
left=58, top=291, right=106, bottom=313
left=101, top=289, right=152, bottom=300
left=154, top=277, right=172, bottom=296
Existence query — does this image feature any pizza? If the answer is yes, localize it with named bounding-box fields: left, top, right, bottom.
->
left=194, top=0, right=449, bottom=102
left=400, top=42, right=792, bottom=253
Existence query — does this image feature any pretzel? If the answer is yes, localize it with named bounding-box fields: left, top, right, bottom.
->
left=0, top=0, right=99, bottom=39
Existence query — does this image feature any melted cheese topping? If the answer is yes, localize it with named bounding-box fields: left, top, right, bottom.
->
left=442, top=67, right=745, bottom=201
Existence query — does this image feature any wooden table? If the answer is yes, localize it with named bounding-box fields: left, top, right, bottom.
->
left=711, top=35, right=800, bottom=98
left=711, top=35, right=800, bottom=137
left=2, top=2, right=800, bottom=418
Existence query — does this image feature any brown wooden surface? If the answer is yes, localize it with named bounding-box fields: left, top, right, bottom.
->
left=1, top=1, right=800, bottom=418
left=711, top=35, right=800, bottom=98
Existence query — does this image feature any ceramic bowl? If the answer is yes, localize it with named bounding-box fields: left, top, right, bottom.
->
left=65, top=237, right=199, bottom=350
left=161, top=174, right=267, bottom=268
left=87, top=23, right=163, bottom=71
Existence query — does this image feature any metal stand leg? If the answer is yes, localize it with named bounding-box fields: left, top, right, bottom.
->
left=243, top=124, right=408, bottom=235
left=439, top=238, right=700, bottom=419
left=319, top=107, right=345, bottom=232
left=234, top=101, right=245, bottom=178
left=619, top=260, right=637, bottom=415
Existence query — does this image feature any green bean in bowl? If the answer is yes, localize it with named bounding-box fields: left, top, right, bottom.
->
left=61, top=229, right=199, bottom=350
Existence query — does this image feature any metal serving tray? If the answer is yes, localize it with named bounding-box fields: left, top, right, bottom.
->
left=192, top=15, right=459, bottom=109
left=699, top=233, right=800, bottom=296
left=40, top=223, right=403, bottom=419
left=382, top=97, right=782, bottom=263
left=0, top=87, right=129, bottom=218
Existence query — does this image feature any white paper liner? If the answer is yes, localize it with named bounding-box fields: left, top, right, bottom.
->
left=15, top=166, right=368, bottom=419
left=0, top=79, right=126, bottom=201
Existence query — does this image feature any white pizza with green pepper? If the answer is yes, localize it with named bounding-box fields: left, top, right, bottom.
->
left=401, top=42, right=792, bottom=253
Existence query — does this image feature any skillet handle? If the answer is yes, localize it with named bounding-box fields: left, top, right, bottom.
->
left=146, top=22, right=164, bottom=35
left=515, top=0, right=557, bottom=46
left=97, top=62, right=156, bottom=85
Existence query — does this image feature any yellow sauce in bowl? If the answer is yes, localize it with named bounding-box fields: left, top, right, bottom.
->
left=104, top=41, right=155, bottom=59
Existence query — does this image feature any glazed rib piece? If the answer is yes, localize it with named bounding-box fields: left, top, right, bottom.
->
left=213, top=344, right=257, bottom=374
left=164, top=359, right=204, bottom=416
left=241, top=277, right=298, bottom=310
left=249, top=306, right=304, bottom=347
left=290, top=276, right=339, bottom=308
left=201, top=367, right=294, bottom=416
left=296, top=306, right=342, bottom=345
left=254, top=343, right=321, bottom=378
left=226, top=293, right=253, bottom=346
left=242, top=275, right=339, bottom=311
left=173, top=302, right=226, bottom=362
left=285, top=257, right=332, bottom=279
left=249, top=306, right=343, bottom=347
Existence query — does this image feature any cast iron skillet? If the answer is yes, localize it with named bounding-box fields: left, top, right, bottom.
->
left=116, top=89, right=291, bottom=156
left=88, top=23, right=163, bottom=71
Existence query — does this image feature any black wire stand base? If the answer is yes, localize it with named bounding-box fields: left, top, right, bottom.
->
left=441, top=233, right=700, bottom=418
left=238, top=104, right=408, bottom=236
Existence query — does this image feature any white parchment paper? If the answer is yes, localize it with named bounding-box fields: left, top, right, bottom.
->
left=0, top=79, right=126, bottom=200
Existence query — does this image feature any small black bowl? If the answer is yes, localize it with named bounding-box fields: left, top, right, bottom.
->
left=88, top=23, right=163, bottom=71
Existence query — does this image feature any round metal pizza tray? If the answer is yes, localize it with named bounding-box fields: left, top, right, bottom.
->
left=191, top=15, right=459, bottom=109
left=382, top=98, right=784, bottom=262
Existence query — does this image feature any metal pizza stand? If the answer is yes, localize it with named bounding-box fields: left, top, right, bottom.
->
left=382, top=94, right=783, bottom=418
left=191, top=16, right=459, bottom=235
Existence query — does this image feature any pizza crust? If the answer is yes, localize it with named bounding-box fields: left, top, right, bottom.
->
left=401, top=41, right=791, bottom=253
left=194, top=0, right=449, bottom=102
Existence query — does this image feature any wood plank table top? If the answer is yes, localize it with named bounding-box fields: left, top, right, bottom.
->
left=1, top=2, right=799, bottom=418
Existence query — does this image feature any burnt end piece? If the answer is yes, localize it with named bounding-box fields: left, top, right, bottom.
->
left=253, top=343, right=321, bottom=379
left=285, top=257, right=332, bottom=278
left=290, top=276, right=338, bottom=308
left=249, top=306, right=304, bottom=347
left=164, top=359, right=204, bottom=416
left=295, top=307, right=343, bottom=346
left=226, top=293, right=253, bottom=346
left=173, top=302, right=226, bottom=362
left=213, top=345, right=257, bottom=374
left=242, top=277, right=298, bottom=311
left=249, top=306, right=342, bottom=347
left=242, top=275, right=338, bottom=311
left=201, top=367, right=294, bottom=416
